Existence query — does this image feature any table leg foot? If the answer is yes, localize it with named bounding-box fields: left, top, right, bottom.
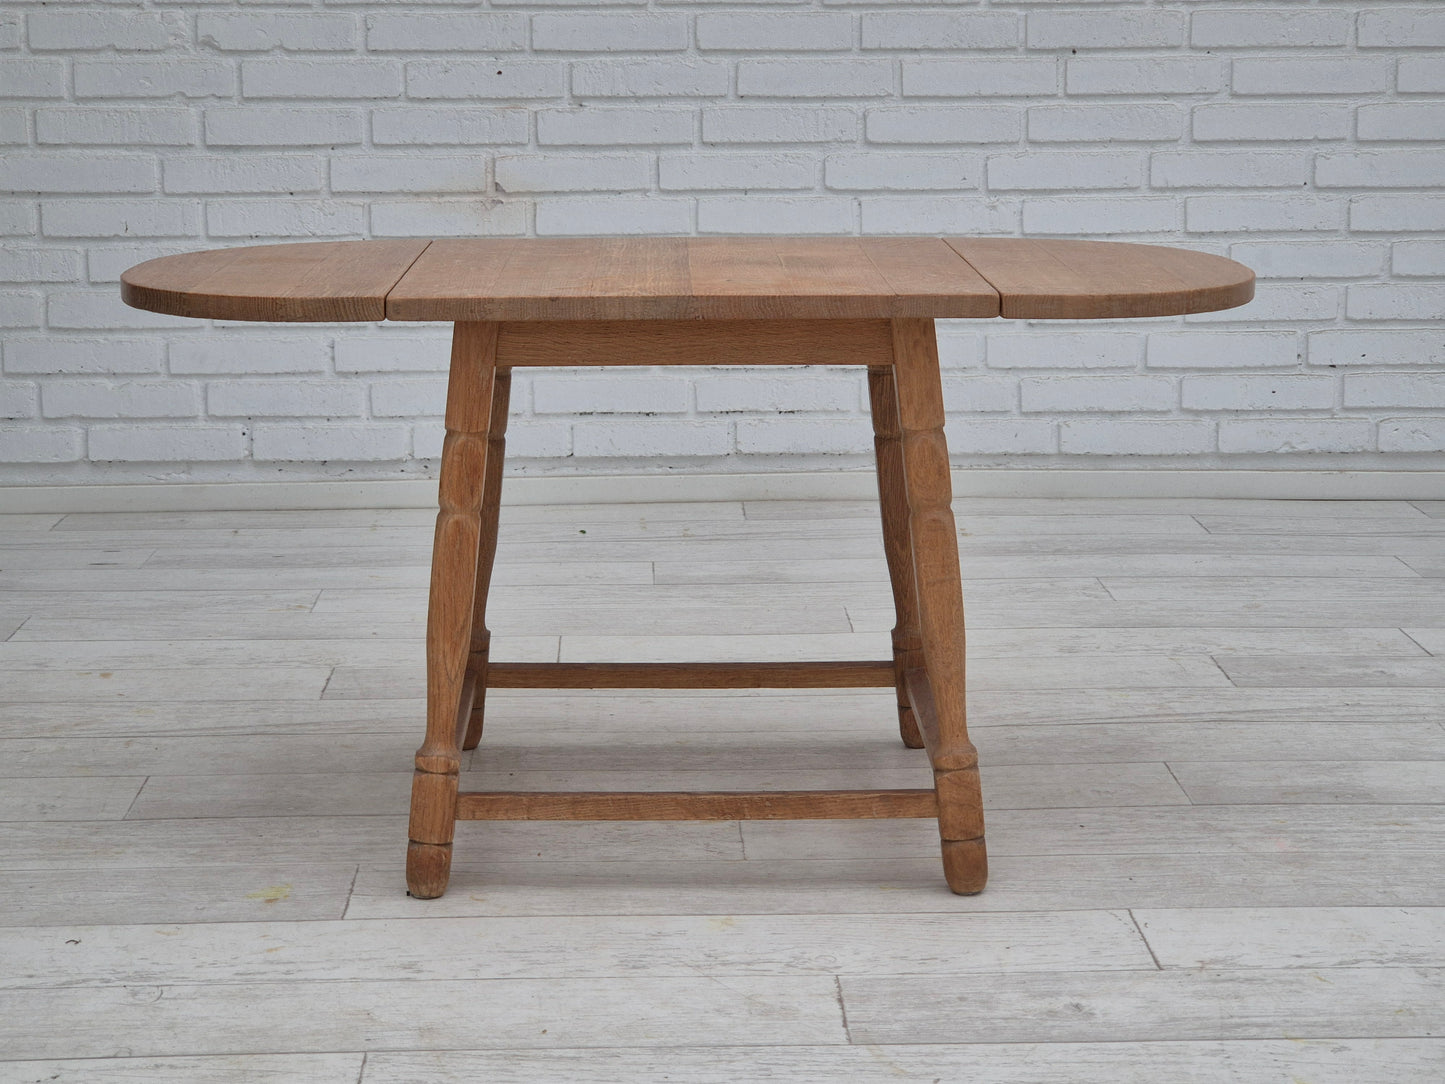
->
left=941, top=837, right=988, bottom=896
left=936, top=761, right=986, bottom=894
left=406, top=840, right=453, bottom=899
left=407, top=760, right=460, bottom=897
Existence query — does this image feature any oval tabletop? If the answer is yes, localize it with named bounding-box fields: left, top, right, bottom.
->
left=121, top=237, right=1254, bottom=324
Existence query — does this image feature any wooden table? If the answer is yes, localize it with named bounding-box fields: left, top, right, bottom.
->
left=122, top=237, right=1254, bottom=898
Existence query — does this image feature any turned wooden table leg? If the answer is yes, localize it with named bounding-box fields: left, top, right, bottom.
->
left=461, top=367, right=511, bottom=752
left=890, top=318, right=988, bottom=896
left=868, top=364, right=926, bottom=750
left=407, top=321, right=497, bottom=899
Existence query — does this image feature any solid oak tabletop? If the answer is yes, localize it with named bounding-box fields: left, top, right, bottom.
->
left=120, top=236, right=1254, bottom=324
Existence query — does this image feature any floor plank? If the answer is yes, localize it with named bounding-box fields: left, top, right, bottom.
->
left=846, top=598, right=1445, bottom=629
left=0, top=698, right=426, bottom=739
left=0, top=547, right=155, bottom=569
left=349, top=850, right=1445, bottom=918
left=2, top=667, right=330, bottom=703
left=312, top=578, right=1108, bottom=615
left=0, top=777, right=145, bottom=822
left=8, top=526, right=1439, bottom=560
left=0, top=734, right=418, bottom=777
left=960, top=685, right=1445, bottom=726
left=1137, top=907, right=1445, bottom=969
left=1169, top=760, right=1445, bottom=804
left=355, top=1040, right=1445, bottom=1084
left=0, top=589, right=320, bottom=617
left=316, top=586, right=861, bottom=634
left=2, top=524, right=870, bottom=552
left=30, top=802, right=1434, bottom=876
left=0, top=977, right=846, bottom=1060
left=5, top=685, right=1442, bottom=740
left=119, top=762, right=1188, bottom=820
left=323, top=655, right=1230, bottom=701
left=494, top=501, right=747, bottom=524
left=748, top=497, right=1434, bottom=519
left=426, top=720, right=1445, bottom=771
left=0, top=865, right=357, bottom=927
left=841, top=968, right=1445, bottom=1043
left=9, top=721, right=1440, bottom=783
left=1102, top=576, right=1445, bottom=602
left=1197, top=515, right=1445, bottom=536
left=0, top=636, right=552, bottom=672
left=141, top=545, right=436, bottom=569
left=0, top=816, right=744, bottom=870
left=971, top=721, right=1445, bottom=764
left=0, top=563, right=652, bottom=592
left=495, top=514, right=1211, bottom=540
left=657, top=553, right=1421, bottom=584
left=0, top=513, right=64, bottom=530
left=53, top=509, right=439, bottom=531
left=559, top=627, right=1429, bottom=660
left=741, top=804, right=1445, bottom=860
left=0, top=1053, right=363, bottom=1084
left=1403, top=628, right=1445, bottom=655
left=1218, top=655, right=1445, bottom=688
left=7, top=612, right=429, bottom=643
left=51, top=502, right=743, bottom=532
left=2, top=911, right=1153, bottom=989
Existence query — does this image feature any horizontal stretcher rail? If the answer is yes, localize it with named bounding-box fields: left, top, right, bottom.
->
left=485, top=661, right=896, bottom=689
left=456, top=789, right=940, bottom=821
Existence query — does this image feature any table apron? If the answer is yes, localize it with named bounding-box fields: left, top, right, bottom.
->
left=491, top=318, right=895, bottom=368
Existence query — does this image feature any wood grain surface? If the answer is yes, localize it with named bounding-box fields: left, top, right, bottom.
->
left=867, top=364, right=926, bottom=749
left=494, top=318, right=895, bottom=367
left=120, top=240, right=430, bottom=322
left=890, top=318, right=987, bottom=893
left=406, top=321, right=496, bottom=899
left=946, top=237, right=1255, bottom=319
left=484, top=660, right=895, bottom=689
left=460, top=367, right=511, bottom=752
left=385, top=237, right=1000, bottom=321
left=119, top=237, right=1254, bottom=324
left=455, top=789, right=939, bottom=821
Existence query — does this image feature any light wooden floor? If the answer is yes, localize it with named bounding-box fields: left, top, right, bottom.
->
left=2, top=496, right=1444, bottom=1082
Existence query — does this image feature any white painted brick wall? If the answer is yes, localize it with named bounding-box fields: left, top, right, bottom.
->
left=1, top=2, right=1442, bottom=487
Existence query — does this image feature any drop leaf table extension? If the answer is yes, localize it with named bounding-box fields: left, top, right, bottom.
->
left=123, top=236, right=1254, bottom=898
